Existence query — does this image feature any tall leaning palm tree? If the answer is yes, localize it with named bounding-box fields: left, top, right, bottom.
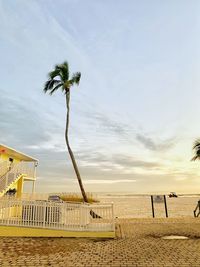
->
left=43, top=61, right=88, bottom=203
left=191, top=139, right=200, bottom=161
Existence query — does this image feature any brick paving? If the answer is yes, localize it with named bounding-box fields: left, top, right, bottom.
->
left=0, top=218, right=200, bottom=266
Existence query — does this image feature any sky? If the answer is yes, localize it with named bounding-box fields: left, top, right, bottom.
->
left=0, top=0, right=200, bottom=194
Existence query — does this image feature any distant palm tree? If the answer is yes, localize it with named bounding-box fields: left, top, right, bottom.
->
left=191, top=139, right=200, bottom=161
left=43, top=61, right=88, bottom=203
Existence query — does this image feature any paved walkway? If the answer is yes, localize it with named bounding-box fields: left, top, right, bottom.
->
left=0, top=218, right=200, bottom=266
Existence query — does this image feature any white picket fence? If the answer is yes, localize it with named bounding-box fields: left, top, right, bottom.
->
left=0, top=198, right=114, bottom=232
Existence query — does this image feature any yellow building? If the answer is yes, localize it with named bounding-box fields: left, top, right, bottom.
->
left=0, top=144, right=38, bottom=198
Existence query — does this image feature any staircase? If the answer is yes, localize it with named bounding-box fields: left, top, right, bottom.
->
left=0, top=162, right=27, bottom=197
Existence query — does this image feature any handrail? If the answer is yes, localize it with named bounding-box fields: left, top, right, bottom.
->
left=0, top=162, right=35, bottom=194
left=0, top=162, right=22, bottom=193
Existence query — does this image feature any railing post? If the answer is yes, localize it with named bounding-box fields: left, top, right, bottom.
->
left=111, top=202, right=114, bottom=231
left=151, top=195, right=155, bottom=218
left=164, top=195, right=168, bottom=218
left=6, top=199, right=10, bottom=226
left=32, top=180, right=36, bottom=194
left=43, top=202, right=46, bottom=228
left=34, top=162, right=38, bottom=179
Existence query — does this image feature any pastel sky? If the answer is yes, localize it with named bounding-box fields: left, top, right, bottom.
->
left=0, top=0, right=200, bottom=193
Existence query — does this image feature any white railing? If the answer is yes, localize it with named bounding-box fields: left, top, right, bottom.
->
left=17, top=162, right=35, bottom=179
left=0, top=199, right=114, bottom=232
left=0, top=162, right=35, bottom=193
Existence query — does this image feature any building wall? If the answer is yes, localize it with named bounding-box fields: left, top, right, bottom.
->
left=0, top=153, right=21, bottom=164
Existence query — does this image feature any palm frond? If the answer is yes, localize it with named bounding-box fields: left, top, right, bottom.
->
left=193, top=139, right=200, bottom=150
left=49, top=83, right=63, bottom=95
left=191, top=138, right=200, bottom=161
left=69, top=72, right=81, bottom=86
left=43, top=79, right=61, bottom=94
left=48, top=69, right=60, bottom=79
left=191, top=155, right=199, bottom=161
left=44, top=62, right=81, bottom=96
left=43, top=80, right=52, bottom=93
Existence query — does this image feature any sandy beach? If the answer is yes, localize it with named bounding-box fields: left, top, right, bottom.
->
left=99, top=194, right=200, bottom=218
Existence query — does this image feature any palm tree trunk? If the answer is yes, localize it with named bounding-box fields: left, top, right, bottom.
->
left=65, top=91, right=88, bottom=203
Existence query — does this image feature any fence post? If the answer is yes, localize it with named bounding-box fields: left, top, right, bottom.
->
left=43, top=202, right=46, bottom=228
left=6, top=199, right=10, bottom=226
left=151, top=195, right=155, bottom=218
left=111, top=202, right=115, bottom=231
left=164, top=195, right=168, bottom=218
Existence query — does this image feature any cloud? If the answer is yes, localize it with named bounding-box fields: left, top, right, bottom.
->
left=74, top=105, right=177, bottom=155
left=75, top=148, right=161, bottom=173
left=77, top=109, right=134, bottom=144
left=112, top=155, right=160, bottom=169
left=83, top=179, right=136, bottom=184
left=93, top=113, right=128, bottom=136
left=136, top=133, right=176, bottom=151
left=0, top=93, right=49, bottom=147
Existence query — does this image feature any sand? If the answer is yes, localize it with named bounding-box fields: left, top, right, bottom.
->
left=99, top=194, right=200, bottom=218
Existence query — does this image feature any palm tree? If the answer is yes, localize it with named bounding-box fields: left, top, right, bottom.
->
left=191, top=139, right=200, bottom=161
left=43, top=61, right=88, bottom=203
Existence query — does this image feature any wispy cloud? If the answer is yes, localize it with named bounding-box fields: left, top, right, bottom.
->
left=112, top=154, right=160, bottom=168
left=0, top=93, right=49, bottom=147
left=83, top=179, right=136, bottom=184
left=136, top=134, right=176, bottom=152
